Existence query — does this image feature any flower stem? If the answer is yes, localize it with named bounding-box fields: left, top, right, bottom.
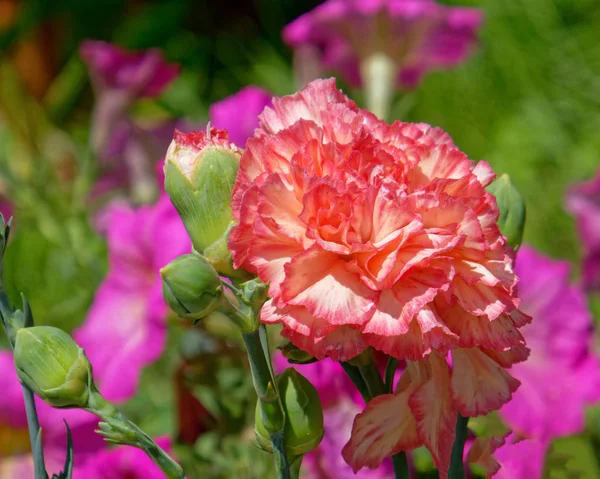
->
left=87, top=391, right=185, bottom=479
left=360, top=52, right=398, bottom=121
left=340, top=362, right=370, bottom=403
left=0, top=290, right=48, bottom=479
left=449, top=414, right=469, bottom=479
left=242, top=329, right=291, bottom=479
left=358, top=361, right=386, bottom=398
left=385, top=357, right=398, bottom=393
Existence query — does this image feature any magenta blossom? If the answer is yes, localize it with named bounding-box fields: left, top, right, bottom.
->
left=283, top=0, right=482, bottom=89
left=494, top=246, right=600, bottom=477
left=0, top=350, right=104, bottom=476
left=275, top=354, right=393, bottom=478
left=76, top=437, right=172, bottom=478
left=566, top=172, right=600, bottom=291
left=74, top=194, right=190, bottom=403
left=209, top=86, right=273, bottom=147
left=81, top=40, right=181, bottom=204
left=80, top=40, right=179, bottom=99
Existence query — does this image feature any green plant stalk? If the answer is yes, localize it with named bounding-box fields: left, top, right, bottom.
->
left=242, top=329, right=291, bottom=479
left=342, top=358, right=410, bottom=479
left=86, top=391, right=185, bottom=479
left=449, top=415, right=469, bottom=479
left=385, top=357, right=398, bottom=393
left=0, top=291, right=48, bottom=479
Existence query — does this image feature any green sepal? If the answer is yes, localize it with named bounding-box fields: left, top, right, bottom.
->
left=487, top=174, right=526, bottom=250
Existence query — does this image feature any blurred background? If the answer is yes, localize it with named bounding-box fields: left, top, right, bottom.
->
left=0, top=0, right=599, bottom=477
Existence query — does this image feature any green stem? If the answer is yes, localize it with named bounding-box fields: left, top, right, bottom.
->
left=385, top=357, right=398, bottom=393
left=87, top=391, right=185, bottom=479
left=0, top=292, right=48, bottom=479
left=358, top=361, right=385, bottom=398
left=392, top=453, right=410, bottom=479
left=449, top=415, right=469, bottom=479
left=340, top=362, right=370, bottom=403
left=242, top=329, right=290, bottom=479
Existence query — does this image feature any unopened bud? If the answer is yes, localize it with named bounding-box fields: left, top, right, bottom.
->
left=487, top=174, right=526, bottom=250
left=255, top=369, right=324, bottom=457
left=14, top=326, right=93, bottom=408
left=164, top=128, right=241, bottom=256
left=160, top=254, right=223, bottom=320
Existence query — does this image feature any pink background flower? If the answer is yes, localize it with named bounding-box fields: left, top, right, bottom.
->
left=209, top=86, right=272, bottom=147
left=283, top=0, right=483, bottom=88
left=74, top=194, right=190, bottom=402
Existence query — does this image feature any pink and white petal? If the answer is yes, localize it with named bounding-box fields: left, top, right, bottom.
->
left=261, top=300, right=336, bottom=338
left=408, top=352, right=457, bottom=478
left=229, top=183, right=260, bottom=272
left=0, top=351, right=27, bottom=428
left=281, top=248, right=378, bottom=326
left=471, top=161, right=496, bottom=188
left=483, top=346, right=530, bottom=368
left=249, top=216, right=304, bottom=297
left=365, top=321, right=430, bottom=361
left=259, top=78, right=355, bottom=134
left=451, top=277, right=516, bottom=320
left=257, top=173, right=307, bottom=245
left=282, top=325, right=368, bottom=362
left=441, top=307, right=525, bottom=350
left=342, top=392, right=421, bottom=472
left=450, top=348, right=520, bottom=417
left=411, top=146, right=472, bottom=189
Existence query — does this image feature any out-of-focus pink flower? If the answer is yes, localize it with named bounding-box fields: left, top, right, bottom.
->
left=283, top=0, right=483, bottom=89
left=76, top=436, right=172, bottom=479
left=489, top=246, right=600, bottom=478
left=275, top=354, right=392, bottom=478
left=74, top=194, right=190, bottom=402
left=566, top=173, right=600, bottom=291
left=80, top=40, right=179, bottom=98
left=81, top=40, right=182, bottom=204
left=0, top=350, right=104, bottom=476
left=209, top=86, right=272, bottom=147
left=228, top=78, right=527, bottom=476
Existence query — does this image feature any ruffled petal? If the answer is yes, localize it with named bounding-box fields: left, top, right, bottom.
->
left=281, top=248, right=378, bottom=326
left=450, top=348, right=520, bottom=417
left=408, top=353, right=456, bottom=478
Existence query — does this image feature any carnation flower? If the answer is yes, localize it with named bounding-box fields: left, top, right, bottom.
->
left=209, top=86, right=272, bottom=147
left=74, top=194, right=190, bottom=402
left=566, top=171, right=600, bottom=291
left=228, top=78, right=528, bottom=475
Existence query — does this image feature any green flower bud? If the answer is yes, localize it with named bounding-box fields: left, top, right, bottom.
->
left=239, top=278, right=269, bottom=311
left=164, top=128, right=240, bottom=256
left=487, top=174, right=526, bottom=250
left=254, top=369, right=324, bottom=457
left=14, top=326, right=93, bottom=408
left=160, top=253, right=223, bottom=320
